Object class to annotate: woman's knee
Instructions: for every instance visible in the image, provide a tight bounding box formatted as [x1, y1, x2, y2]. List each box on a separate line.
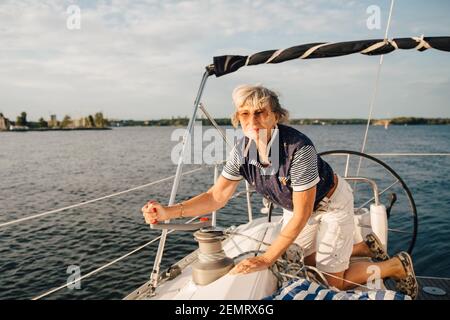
[324, 273, 346, 290]
[304, 252, 316, 266]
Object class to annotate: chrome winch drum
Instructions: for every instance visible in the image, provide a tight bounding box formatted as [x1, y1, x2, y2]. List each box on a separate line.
[192, 229, 234, 286]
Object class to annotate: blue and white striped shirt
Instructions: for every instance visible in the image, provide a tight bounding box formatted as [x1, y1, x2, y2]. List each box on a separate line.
[220, 124, 334, 211]
[222, 127, 320, 192]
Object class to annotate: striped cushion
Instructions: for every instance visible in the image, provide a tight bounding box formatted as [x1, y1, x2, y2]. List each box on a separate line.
[263, 278, 411, 300]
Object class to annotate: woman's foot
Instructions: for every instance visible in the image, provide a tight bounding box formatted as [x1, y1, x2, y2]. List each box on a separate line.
[365, 233, 390, 262]
[393, 251, 419, 300]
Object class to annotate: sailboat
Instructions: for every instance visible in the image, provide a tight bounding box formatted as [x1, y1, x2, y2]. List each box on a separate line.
[122, 35, 450, 300]
[8, 33, 445, 301]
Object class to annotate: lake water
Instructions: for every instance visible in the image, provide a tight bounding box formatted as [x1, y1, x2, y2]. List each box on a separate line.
[0, 125, 449, 299]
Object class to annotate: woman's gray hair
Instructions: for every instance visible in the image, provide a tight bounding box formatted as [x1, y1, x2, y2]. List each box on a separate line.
[231, 84, 289, 128]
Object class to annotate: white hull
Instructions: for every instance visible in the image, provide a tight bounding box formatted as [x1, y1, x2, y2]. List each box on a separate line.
[126, 205, 388, 300]
[126, 217, 282, 300]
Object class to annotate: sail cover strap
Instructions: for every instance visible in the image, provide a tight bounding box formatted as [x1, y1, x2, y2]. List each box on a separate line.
[209, 36, 450, 77]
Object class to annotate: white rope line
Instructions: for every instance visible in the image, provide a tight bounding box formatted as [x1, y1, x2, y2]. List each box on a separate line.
[388, 227, 410, 234]
[278, 272, 304, 280]
[370, 153, 450, 156]
[356, 0, 395, 179]
[361, 40, 389, 54]
[226, 230, 386, 292]
[225, 231, 272, 247]
[416, 275, 450, 281]
[360, 38, 406, 54]
[358, 56, 384, 164]
[266, 49, 284, 64]
[318, 270, 378, 291]
[245, 55, 251, 66]
[279, 269, 378, 291]
[32, 216, 199, 300]
[0, 167, 206, 228]
[384, 0, 395, 39]
[299, 43, 329, 59]
[413, 34, 431, 50]
[230, 188, 256, 200]
[325, 152, 450, 157]
[389, 39, 399, 50]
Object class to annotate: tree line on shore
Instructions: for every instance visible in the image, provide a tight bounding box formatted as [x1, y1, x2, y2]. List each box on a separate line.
[2, 112, 449, 131]
[0, 111, 109, 130]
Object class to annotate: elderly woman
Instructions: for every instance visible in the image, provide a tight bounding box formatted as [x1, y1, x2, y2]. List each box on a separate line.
[142, 85, 418, 299]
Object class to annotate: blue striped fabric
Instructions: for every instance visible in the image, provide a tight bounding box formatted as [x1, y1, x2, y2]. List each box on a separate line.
[290, 145, 320, 192]
[263, 278, 411, 300]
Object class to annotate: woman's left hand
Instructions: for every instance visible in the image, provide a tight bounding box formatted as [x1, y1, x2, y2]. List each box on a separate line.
[229, 255, 273, 275]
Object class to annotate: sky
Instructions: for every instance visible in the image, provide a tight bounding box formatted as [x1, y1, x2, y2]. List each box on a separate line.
[0, 0, 449, 121]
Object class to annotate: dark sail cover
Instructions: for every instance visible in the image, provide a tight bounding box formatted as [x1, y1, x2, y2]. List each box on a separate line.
[209, 36, 450, 77]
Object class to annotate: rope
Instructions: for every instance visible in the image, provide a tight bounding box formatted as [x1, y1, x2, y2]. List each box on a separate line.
[319, 270, 375, 291]
[225, 228, 375, 291]
[416, 275, 450, 281]
[370, 153, 450, 157]
[279, 269, 380, 292]
[198, 251, 227, 263]
[356, 0, 395, 180]
[299, 43, 330, 59]
[224, 231, 272, 247]
[413, 35, 432, 50]
[225, 228, 388, 292]
[230, 190, 247, 199]
[32, 216, 199, 300]
[361, 40, 389, 54]
[0, 167, 206, 228]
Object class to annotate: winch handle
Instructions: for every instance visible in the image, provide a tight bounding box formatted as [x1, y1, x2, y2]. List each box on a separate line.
[150, 217, 212, 231]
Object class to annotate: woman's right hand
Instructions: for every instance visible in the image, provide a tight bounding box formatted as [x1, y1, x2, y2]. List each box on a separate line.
[141, 200, 170, 224]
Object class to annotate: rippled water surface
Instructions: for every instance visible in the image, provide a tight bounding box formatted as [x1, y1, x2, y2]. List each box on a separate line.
[0, 125, 449, 299]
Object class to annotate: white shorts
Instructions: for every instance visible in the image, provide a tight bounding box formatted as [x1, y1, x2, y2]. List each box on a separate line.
[282, 175, 355, 274]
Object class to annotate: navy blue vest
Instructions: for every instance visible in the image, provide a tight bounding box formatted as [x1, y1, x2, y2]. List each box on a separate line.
[236, 124, 334, 211]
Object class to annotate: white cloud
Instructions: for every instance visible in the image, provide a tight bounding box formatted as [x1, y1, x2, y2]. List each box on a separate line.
[0, 0, 449, 120]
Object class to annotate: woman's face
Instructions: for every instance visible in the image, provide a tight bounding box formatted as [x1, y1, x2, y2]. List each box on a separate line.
[238, 103, 278, 142]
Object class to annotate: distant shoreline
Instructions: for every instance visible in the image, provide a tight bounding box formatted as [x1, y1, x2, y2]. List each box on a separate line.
[108, 117, 450, 127]
[1, 117, 449, 132]
[2, 127, 112, 132]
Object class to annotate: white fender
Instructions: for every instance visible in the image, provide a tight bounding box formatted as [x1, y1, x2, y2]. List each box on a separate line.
[370, 204, 388, 251]
[353, 208, 371, 243]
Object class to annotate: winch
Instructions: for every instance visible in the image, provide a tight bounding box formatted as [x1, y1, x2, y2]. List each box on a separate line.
[191, 229, 234, 286]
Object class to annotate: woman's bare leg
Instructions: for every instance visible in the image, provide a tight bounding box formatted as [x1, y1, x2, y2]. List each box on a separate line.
[351, 241, 372, 257]
[324, 257, 406, 290]
[305, 252, 406, 290]
[306, 241, 375, 265]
